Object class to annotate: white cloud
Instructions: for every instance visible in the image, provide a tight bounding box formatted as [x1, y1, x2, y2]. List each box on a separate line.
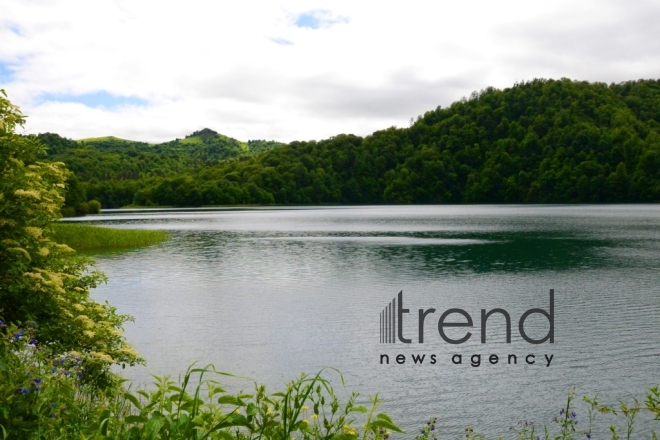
[1, 0, 659, 143]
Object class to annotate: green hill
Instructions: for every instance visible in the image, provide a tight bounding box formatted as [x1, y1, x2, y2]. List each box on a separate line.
[41, 78, 660, 208]
[34, 129, 285, 208]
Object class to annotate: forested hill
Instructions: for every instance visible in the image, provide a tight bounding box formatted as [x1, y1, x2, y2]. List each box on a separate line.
[45, 78, 660, 208]
[37, 128, 284, 181]
[34, 129, 285, 208]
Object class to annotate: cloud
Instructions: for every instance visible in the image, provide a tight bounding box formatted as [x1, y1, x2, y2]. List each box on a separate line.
[1, 0, 660, 143]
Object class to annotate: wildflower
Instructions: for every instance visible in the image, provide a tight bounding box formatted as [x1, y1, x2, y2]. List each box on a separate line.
[234, 409, 240, 414]
[302, 405, 309, 411]
[29, 338, 37, 345]
[0, 320, 4, 326]
[302, 419, 308, 425]
[33, 378, 41, 384]
[267, 407, 273, 414]
[311, 414, 318, 420]
[17, 388, 29, 394]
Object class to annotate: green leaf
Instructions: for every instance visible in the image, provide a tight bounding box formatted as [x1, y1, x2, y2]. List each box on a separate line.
[376, 413, 394, 423]
[124, 392, 143, 411]
[214, 430, 236, 440]
[217, 395, 244, 406]
[370, 420, 404, 433]
[125, 415, 147, 424]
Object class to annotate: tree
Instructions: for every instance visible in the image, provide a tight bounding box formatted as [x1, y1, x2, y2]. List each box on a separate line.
[0, 90, 141, 389]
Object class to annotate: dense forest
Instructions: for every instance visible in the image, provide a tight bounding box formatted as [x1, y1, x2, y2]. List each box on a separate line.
[35, 128, 284, 210]
[37, 78, 660, 208]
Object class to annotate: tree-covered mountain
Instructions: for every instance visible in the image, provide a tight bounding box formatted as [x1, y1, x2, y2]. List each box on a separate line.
[34, 128, 285, 209]
[43, 78, 660, 208]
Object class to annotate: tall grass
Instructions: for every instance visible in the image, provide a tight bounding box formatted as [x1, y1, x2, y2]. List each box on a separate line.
[51, 223, 169, 251]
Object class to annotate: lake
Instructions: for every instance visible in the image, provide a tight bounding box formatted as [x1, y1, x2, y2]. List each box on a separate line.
[70, 205, 660, 438]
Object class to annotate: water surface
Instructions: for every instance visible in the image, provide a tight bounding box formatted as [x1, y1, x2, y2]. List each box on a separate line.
[72, 205, 660, 438]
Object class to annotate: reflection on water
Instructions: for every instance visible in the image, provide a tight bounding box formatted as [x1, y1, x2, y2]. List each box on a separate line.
[77, 205, 660, 438]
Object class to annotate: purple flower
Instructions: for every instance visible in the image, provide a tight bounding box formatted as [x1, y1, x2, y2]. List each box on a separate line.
[0, 320, 4, 326]
[17, 388, 29, 394]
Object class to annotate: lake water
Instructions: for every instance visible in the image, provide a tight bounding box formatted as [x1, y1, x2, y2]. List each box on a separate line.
[70, 205, 660, 438]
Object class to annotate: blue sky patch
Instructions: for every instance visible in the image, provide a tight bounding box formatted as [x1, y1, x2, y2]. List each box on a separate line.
[270, 37, 294, 45]
[7, 25, 21, 35]
[293, 10, 349, 29]
[0, 62, 15, 84]
[37, 91, 148, 109]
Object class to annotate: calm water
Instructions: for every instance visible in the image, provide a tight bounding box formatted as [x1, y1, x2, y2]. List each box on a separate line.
[71, 205, 660, 438]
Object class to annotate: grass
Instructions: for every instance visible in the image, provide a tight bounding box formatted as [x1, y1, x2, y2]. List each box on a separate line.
[51, 223, 170, 251]
[179, 135, 204, 144]
[77, 135, 135, 143]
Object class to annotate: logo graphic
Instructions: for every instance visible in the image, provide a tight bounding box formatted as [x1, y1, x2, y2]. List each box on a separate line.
[380, 291, 402, 344]
[380, 289, 555, 345]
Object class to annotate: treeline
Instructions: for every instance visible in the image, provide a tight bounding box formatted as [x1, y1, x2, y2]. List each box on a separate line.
[41, 78, 660, 207]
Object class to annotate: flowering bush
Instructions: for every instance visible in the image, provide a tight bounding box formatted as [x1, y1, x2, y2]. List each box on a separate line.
[0, 321, 110, 439]
[0, 90, 142, 392]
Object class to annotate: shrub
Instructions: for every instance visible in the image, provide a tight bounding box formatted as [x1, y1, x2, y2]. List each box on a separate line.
[0, 89, 141, 391]
[88, 199, 101, 214]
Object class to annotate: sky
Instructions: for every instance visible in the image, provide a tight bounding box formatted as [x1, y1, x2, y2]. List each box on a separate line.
[1, 0, 659, 143]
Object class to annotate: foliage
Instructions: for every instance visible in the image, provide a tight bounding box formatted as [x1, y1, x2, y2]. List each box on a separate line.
[0, 340, 403, 440]
[51, 223, 169, 251]
[1, 333, 658, 440]
[34, 129, 284, 208]
[36, 78, 660, 208]
[0, 90, 142, 391]
[0, 322, 105, 439]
